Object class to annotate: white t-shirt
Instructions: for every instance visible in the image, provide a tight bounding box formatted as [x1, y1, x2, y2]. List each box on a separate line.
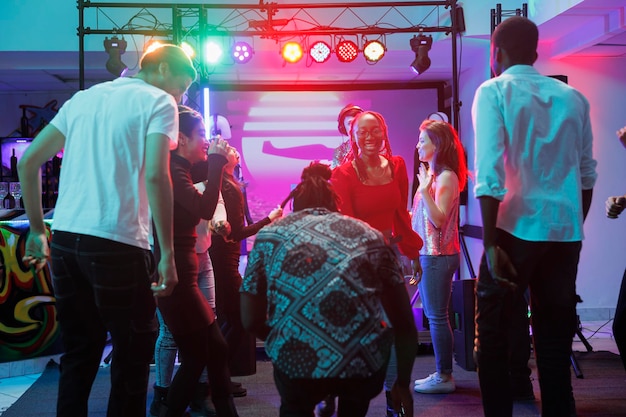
[193, 181, 226, 253]
[50, 77, 178, 249]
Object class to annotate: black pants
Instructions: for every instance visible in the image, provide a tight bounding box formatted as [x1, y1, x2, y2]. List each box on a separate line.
[474, 229, 581, 417]
[508, 291, 532, 388]
[273, 365, 386, 417]
[51, 231, 157, 417]
[210, 242, 256, 376]
[165, 322, 233, 417]
[613, 269, 626, 370]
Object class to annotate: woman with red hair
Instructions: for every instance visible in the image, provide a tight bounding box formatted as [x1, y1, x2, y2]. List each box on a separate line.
[411, 119, 468, 394]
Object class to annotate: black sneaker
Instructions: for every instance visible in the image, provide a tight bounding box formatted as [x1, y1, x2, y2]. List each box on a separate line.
[230, 381, 247, 397]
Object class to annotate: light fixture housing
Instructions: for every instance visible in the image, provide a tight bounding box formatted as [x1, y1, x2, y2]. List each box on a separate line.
[309, 40, 332, 63]
[410, 34, 433, 74]
[363, 40, 386, 63]
[335, 40, 359, 63]
[103, 36, 128, 77]
[231, 41, 254, 64]
[282, 41, 304, 63]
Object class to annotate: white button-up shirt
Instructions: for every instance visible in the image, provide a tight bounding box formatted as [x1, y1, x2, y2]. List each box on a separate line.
[472, 65, 597, 242]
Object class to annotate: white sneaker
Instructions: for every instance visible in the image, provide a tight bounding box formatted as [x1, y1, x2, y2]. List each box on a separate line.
[414, 372, 438, 386]
[413, 372, 455, 394]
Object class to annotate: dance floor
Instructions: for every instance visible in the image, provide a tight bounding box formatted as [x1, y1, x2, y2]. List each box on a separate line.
[2, 348, 625, 417]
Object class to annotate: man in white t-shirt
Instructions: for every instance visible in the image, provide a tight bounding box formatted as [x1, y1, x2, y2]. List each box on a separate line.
[18, 44, 196, 417]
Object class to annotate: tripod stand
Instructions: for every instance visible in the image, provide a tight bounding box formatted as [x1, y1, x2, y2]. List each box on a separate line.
[571, 296, 593, 379]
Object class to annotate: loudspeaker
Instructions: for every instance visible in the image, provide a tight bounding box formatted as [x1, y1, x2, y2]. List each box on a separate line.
[455, 6, 466, 33]
[452, 279, 476, 371]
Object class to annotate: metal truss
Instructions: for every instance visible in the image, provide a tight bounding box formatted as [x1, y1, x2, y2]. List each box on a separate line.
[78, 0, 463, 128]
[79, 1, 455, 38]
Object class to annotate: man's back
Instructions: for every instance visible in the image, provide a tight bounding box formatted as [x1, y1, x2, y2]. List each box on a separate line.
[51, 77, 177, 249]
[473, 65, 597, 242]
[243, 208, 404, 379]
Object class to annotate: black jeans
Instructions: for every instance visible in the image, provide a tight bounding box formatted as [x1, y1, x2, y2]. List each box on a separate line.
[165, 322, 234, 417]
[474, 229, 581, 417]
[50, 231, 157, 417]
[273, 365, 387, 417]
[210, 242, 255, 376]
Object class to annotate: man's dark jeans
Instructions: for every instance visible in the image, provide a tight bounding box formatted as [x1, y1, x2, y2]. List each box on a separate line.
[474, 229, 581, 417]
[273, 365, 387, 417]
[50, 231, 157, 417]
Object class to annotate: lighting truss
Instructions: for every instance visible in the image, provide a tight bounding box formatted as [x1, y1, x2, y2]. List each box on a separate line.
[78, 1, 464, 128]
[78, 1, 456, 80]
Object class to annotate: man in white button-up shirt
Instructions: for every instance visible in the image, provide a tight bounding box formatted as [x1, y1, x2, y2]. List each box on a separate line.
[471, 16, 597, 417]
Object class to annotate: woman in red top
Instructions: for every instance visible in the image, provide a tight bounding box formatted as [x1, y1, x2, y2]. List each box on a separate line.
[330, 110, 422, 417]
[331, 110, 423, 260]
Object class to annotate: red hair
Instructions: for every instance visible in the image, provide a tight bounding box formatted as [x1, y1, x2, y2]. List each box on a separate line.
[419, 119, 468, 191]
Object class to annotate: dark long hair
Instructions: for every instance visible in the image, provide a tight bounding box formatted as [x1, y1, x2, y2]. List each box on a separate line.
[177, 105, 204, 137]
[419, 119, 468, 191]
[281, 162, 339, 212]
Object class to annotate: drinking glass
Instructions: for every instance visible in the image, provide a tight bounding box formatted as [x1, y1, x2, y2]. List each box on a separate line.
[0, 182, 8, 204]
[9, 182, 21, 209]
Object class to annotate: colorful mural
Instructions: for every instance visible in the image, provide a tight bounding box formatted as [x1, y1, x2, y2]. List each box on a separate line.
[0, 220, 61, 362]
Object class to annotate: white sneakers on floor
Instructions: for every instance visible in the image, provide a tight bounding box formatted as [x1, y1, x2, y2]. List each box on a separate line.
[413, 372, 456, 394]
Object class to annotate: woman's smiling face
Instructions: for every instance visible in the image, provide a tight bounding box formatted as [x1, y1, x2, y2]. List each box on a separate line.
[354, 113, 384, 157]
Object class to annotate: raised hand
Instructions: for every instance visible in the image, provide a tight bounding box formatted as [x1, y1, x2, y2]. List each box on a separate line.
[207, 136, 230, 158]
[268, 205, 283, 221]
[416, 163, 433, 193]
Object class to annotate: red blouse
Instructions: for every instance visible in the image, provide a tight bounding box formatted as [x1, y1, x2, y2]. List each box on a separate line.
[331, 155, 423, 259]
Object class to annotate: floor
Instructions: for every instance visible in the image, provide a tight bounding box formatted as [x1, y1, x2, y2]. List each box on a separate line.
[0, 319, 618, 415]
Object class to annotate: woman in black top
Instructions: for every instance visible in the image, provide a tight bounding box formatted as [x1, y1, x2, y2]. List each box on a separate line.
[209, 145, 282, 386]
[156, 107, 239, 417]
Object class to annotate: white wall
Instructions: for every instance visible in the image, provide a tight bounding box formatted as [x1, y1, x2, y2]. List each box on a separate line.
[534, 54, 626, 319]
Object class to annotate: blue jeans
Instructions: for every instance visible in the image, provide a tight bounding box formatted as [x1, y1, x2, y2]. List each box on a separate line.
[418, 254, 459, 375]
[50, 231, 157, 417]
[197, 250, 216, 310]
[154, 251, 215, 386]
[475, 229, 580, 417]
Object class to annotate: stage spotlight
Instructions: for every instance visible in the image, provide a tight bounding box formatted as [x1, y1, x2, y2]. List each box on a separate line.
[232, 41, 253, 64]
[103, 36, 128, 77]
[336, 40, 359, 63]
[363, 40, 385, 63]
[282, 41, 303, 63]
[180, 41, 196, 59]
[410, 34, 433, 74]
[309, 40, 332, 63]
[204, 41, 223, 64]
[145, 40, 195, 59]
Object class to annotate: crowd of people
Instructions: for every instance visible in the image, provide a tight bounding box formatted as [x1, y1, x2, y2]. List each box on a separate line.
[16, 14, 621, 417]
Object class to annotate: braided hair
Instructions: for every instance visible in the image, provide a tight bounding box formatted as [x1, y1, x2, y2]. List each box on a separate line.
[346, 111, 395, 182]
[281, 162, 339, 212]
